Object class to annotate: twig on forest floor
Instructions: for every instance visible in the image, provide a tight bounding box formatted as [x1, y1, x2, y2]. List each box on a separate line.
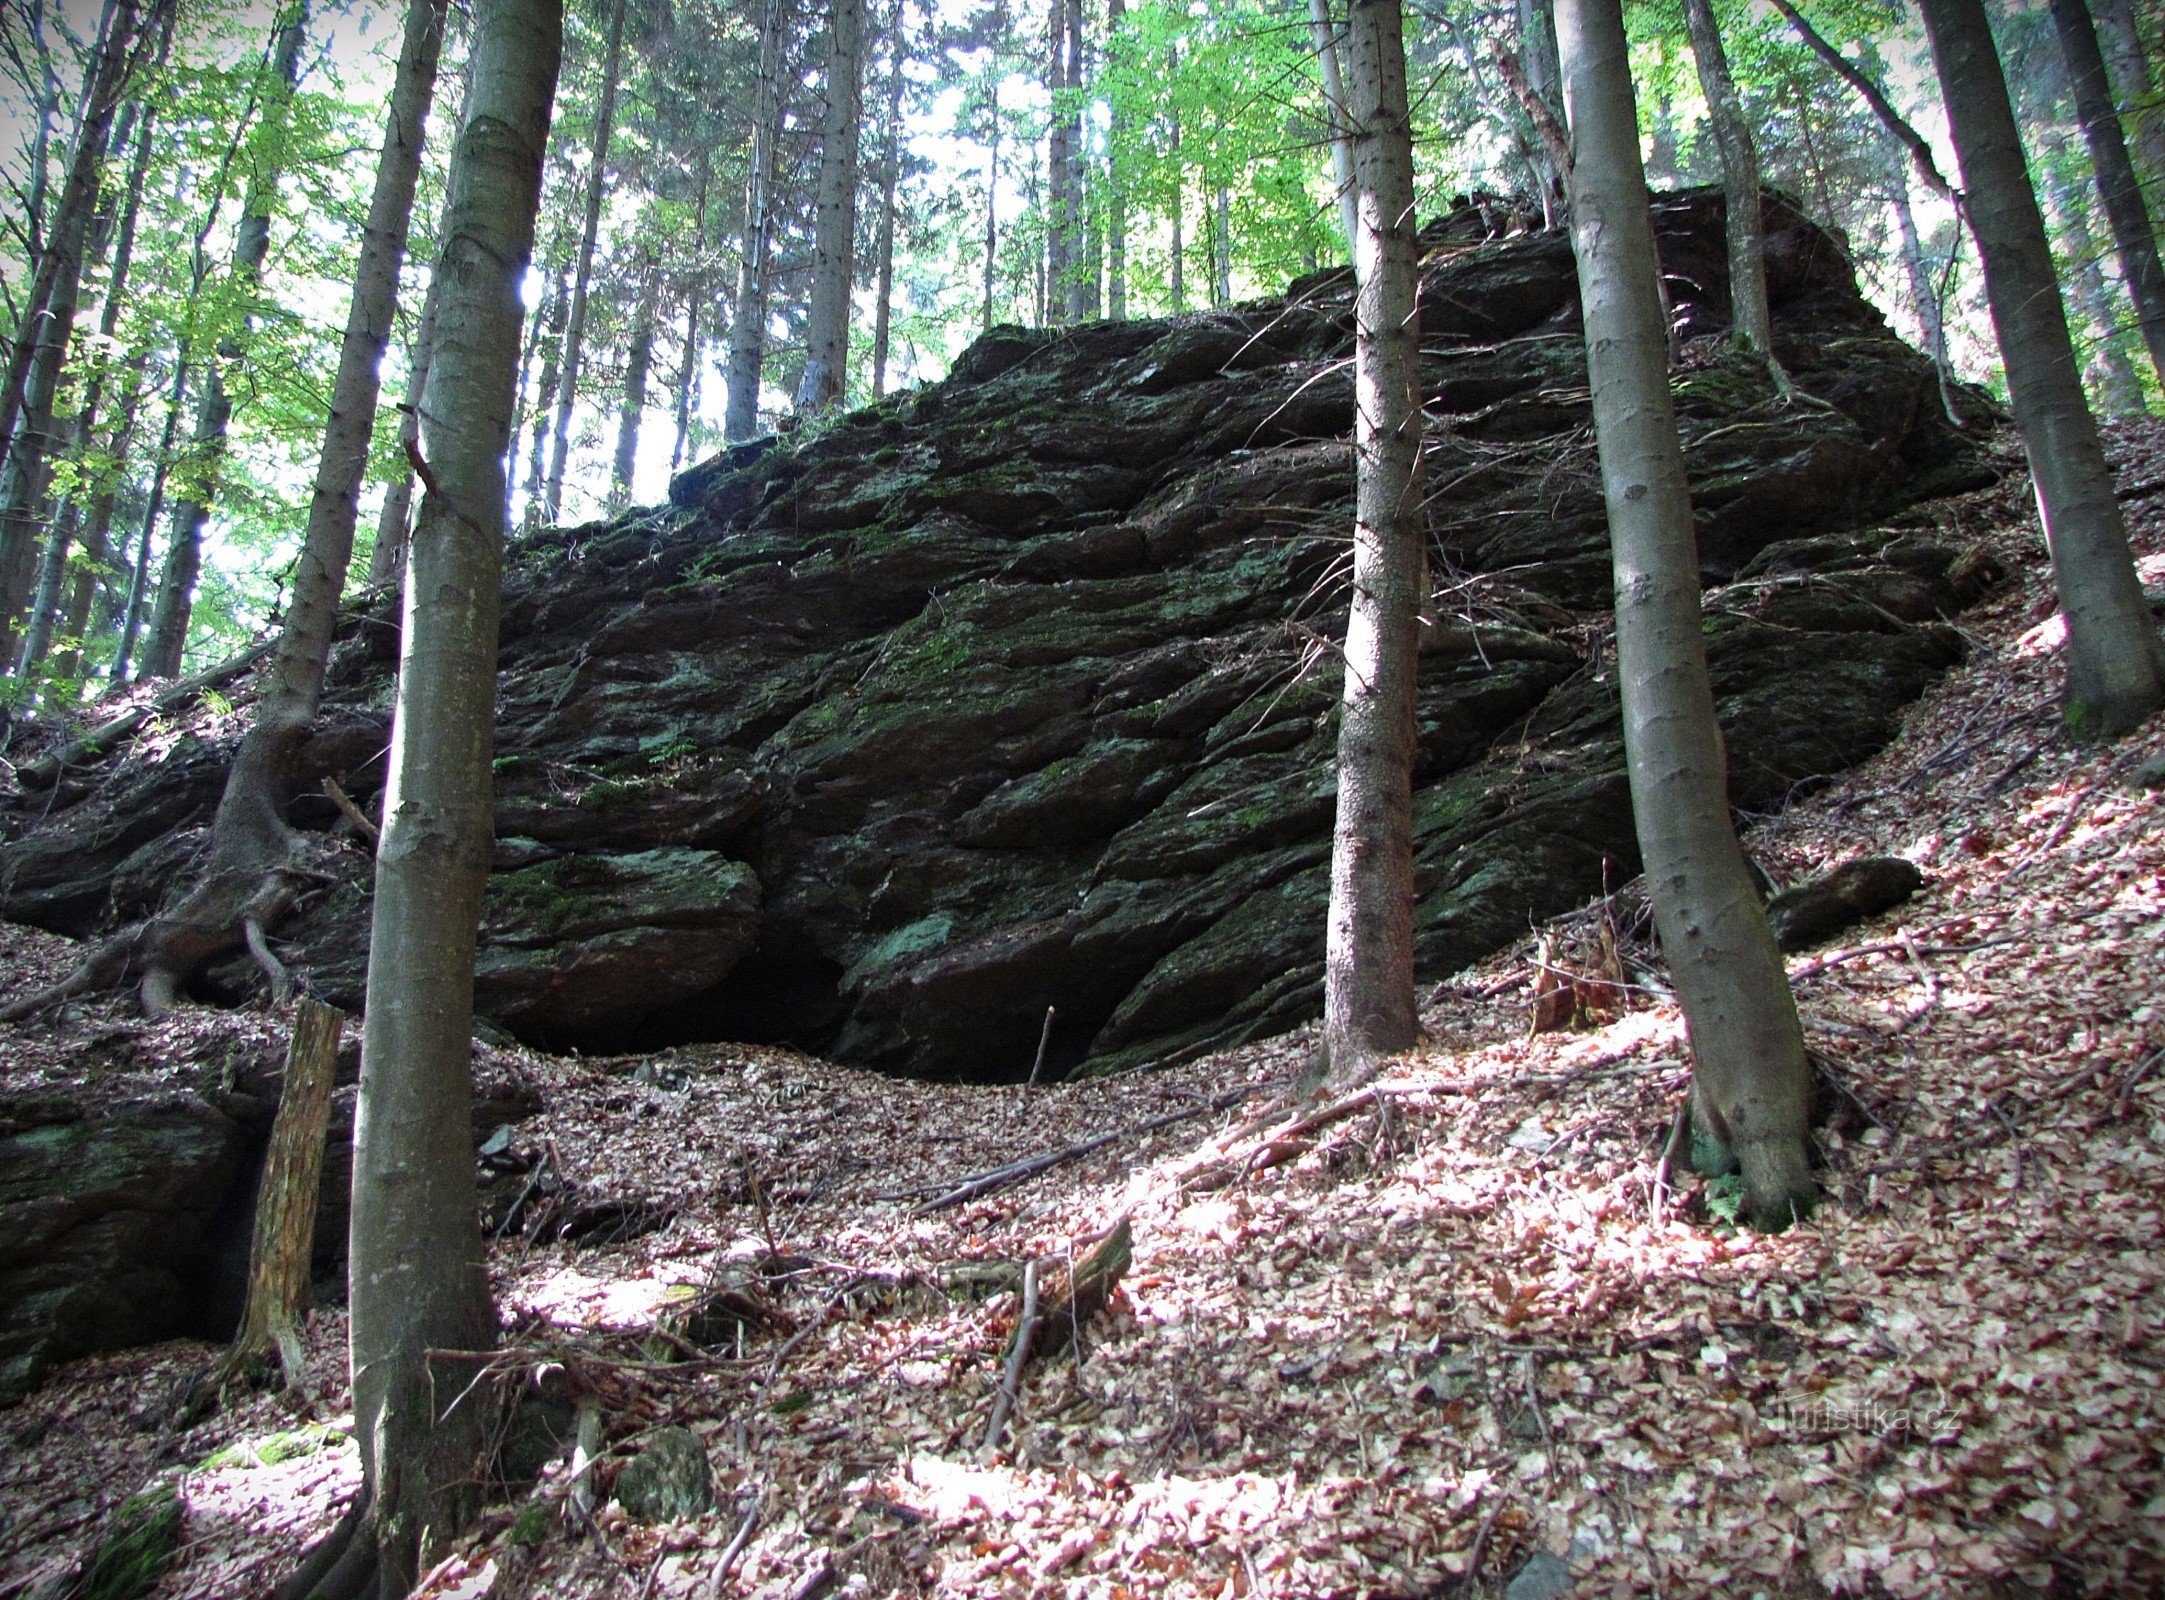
[1017, 1005, 1056, 1109]
[980, 1258, 1042, 1462]
[707, 1486, 767, 1596]
[906, 1088, 1251, 1213]
[1650, 1098, 1690, 1226]
[321, 776, 379, 843]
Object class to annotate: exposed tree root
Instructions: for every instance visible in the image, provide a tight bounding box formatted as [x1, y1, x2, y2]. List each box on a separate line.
[273, 1492, 379, 1600]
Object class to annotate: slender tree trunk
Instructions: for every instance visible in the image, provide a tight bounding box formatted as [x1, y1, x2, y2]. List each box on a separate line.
[1309, 0, 1360, 258]
[725, 0, 790, 441]
[1554, 0, 1817, 1228]
[349, 2, 559, 1590]
[520, 263, 567, 516]
[870, 3, 905, 396]
[21, 0, 55, 266]
[1046, 0, 1071, 322]
[672, 154, 710, 467]
[611, 263, 656, 508]
[139, 4, 308, 681]
[1063, 0, 1088, 322]
[373, 269, 445, 584]
[1106, 0, 1127, 317]
[1515, 0, 1565, 221]
[2048, 165, 2149, 414]
[796, 0, 864, 413]
[1169, 45, 1184, 311]
[1213, 182, 1232, 305]
[1321, 0, 1423, 1084]
[1925, 0, 2165, 735]
[109, 354, 186, 683]
[0, 0, 151, 659]
[227, 998, 343, 1391]
[2053, 0, 2165, 391]
[541, 0, 625, 525]
[1767, 0, 1957, 204]
[1680, 0, 1789, 391]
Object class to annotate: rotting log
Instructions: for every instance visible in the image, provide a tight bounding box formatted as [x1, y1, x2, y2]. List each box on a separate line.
[226, 998, 344, 1392]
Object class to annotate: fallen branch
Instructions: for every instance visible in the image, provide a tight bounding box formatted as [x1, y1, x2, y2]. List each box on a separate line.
[1029, 1217, 1133, 1365]
[17, 639, 274, 789]
[911, 1087, 1250, 1214]
[980, 1258, 1042, 1461]
[321, 776, 380, 844]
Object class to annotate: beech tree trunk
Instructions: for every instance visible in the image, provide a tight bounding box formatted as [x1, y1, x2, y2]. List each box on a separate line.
[796, 0, 864, 413]
[1514, 0, 1565, 221]
[139, 4, 308, 681]
[611, 263, 656, 508]
[1107, 0, 1127, 318]
[1555, 0, 1817, 1228]
[349, 1, 559, 1589]
[1309, 0, 1360, 257]
[1063, 0, 1088, 322]
[371, 270, 443, 586]
[726, 0, 790, 441]
[2053, 0, 2165, 392]
[1680, 0, 1787, 387]
[1924, 0, 2165, 736]
[1321, 0, 1423, 1085]
[541, 0, 626, 525]
[2092, 0, 2165, 197]
[1213, 182, 1232, 305]
[228, 999, 343, 1390]
[109, 356, 188, 684]
[0, 0, 151, 661]
[1169, 45, 1184, 312]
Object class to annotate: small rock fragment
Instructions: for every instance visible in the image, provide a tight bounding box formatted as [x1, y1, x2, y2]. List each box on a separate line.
[1765, 856, 1924, 951]
[615, 1426, 714, 1522]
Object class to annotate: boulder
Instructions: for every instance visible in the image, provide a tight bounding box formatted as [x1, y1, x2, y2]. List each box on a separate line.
[614, 1426, 714, 1522]
[1767, 857, 1927, 951]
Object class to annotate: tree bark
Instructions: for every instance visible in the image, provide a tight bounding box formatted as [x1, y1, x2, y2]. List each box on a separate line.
[349, 1, 559, 1588]
[1063, 0, 1088, 323]
[519, 262, 567, 519]
[109, 355, 188, 684]
[726, 0, 791, 441]
[1309, 0, 1360, 258]
[983, 64, 1000, 332]
[2092, 0, 2165, 198]
[541, 0, 626, 526]
[796, 0, 864, 414]
[1924, 0, 2165, 736]
[371, 267, 444, 586]
[1514, 0, 1565, 220]
[672, 154, 710, 468]
[1106, 0, 1127, 318]
[1169, 45, 1184, 312]
[1213, 182, 1232, 305]
[228, 998, 343, 1390]
[1321, 0, 1423, 1084]
[139, 3, 308, 681]
[2049, 166, 2150, 414]
[1766, 0, 1957, 205]
[1046, 0, 1072, 323]
[870, 2, 905, 397]
[0, 0, 152, 662]
[2053, 0, 2165, 392]
[1680, 0, 1789, 389]
[1873, 98, 1965, 425]
[1556, 0, 1817, 1228]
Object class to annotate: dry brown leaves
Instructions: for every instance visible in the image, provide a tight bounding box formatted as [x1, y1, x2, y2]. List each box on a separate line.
[5, 424, 2165, 1598]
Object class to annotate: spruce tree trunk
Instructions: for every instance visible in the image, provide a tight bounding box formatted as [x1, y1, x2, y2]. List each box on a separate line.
[228, 998, 343, 1390]
[541, 0, 626, 525]
[1924, 0, 2165, 736]
[349, 1, 559, 1588]
[139, 4, 308, 681]
[611, 265, 656, 508]
[1106, 0, 1127, 318]
[870, 7, 904, 397]
[672, 155, 710, 468]
[1309, 0, 1361, 258]
[2052, 0, 2165, 391]
[796, 0, 864, 413]
[1680, 0, 1787, 386]
[1321, 0, 1423, 1084]
[1556, 0, 1817, 1228]
[0, 0, 150, 660]
[726, 0, 791, 441]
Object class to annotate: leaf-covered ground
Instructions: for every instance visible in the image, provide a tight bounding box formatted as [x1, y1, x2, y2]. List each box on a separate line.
[3, 422, 2163, 1599]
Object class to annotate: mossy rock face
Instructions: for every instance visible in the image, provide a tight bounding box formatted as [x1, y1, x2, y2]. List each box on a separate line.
[614, 1426, 714, 1523]
[77, 1486, 182, 1600]
[3, 188, 1993, 1083]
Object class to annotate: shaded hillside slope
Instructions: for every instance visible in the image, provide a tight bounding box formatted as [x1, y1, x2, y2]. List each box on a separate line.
[2, 188, 1994, 1079]
[2, 421, 2160, 1600]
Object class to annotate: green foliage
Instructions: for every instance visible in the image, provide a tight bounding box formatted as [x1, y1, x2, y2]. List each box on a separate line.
[76, 1487, 182, 1600]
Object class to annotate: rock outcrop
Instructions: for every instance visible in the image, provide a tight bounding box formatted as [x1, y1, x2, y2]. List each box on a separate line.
[2, 188, 1998, 1081]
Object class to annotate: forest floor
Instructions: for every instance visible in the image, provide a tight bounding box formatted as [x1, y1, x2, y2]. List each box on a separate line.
[3, 423, 2164, 1599]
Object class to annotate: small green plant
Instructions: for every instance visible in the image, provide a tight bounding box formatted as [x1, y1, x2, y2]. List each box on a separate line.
[1705, 1173, 1748, 1227]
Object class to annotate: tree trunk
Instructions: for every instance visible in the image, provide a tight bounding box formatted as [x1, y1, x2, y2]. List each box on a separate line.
[1309, 0, 1360, 258]
[1169, 46, 1184, 312]
[983, 66, 1000, 332]
[0, 0, 151, 662]
[139, 3, 309, 681]
[372, 267, 445, 586]
[1213, 182, 1232, 305]
[1681, 0, 1788, 390]
[228, 998, 343, 1390]
[109, 355, 188, 684]
[1063, 0, 1088, 322]
[672, 154, 710, 468]
[1875, 105, 1966, 425]
[2053, 0, 2165, 391]
[520, 262, 568, 518]
[1515, 0, 1565, 221]
[1321, 0, 1423, 1085]
[869, 23, 903, 395]
[1924, 0, 2165, 736]
[1106, 0, 1127, 318]
[1556, 0, 1817, 1228]
[725, 0, 791, 441]
[2092, 0, 2165, 197]
[541, 0, 626, 526]
[349, 1, 559, 1589]
[2050, 166, 2150, 414]
[1046, 0, 1072, 323]
[1767, 0, 1956, 204]
[796, 0, 864, 414]
[611, 263, 656, 508]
